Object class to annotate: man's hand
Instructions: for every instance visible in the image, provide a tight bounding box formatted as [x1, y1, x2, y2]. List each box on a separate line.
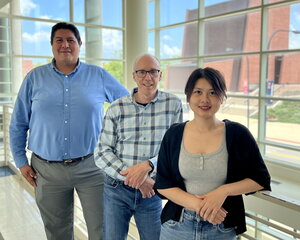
[120, 161, 151, 189]
[139, 176, 155, 198]
[19, 165, 37, 187]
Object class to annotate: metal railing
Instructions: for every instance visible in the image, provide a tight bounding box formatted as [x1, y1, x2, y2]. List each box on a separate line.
[2, 104, 300, 240]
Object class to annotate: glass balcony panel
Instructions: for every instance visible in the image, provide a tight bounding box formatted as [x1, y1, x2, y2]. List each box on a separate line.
[204, 11, 261, 55]
[265, 145, 300, 167]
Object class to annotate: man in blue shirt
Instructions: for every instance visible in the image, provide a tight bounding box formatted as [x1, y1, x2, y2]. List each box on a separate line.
[9, 22, 129, 240]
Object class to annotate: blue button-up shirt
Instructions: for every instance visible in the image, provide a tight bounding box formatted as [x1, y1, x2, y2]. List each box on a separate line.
[10, 60, 129, 168]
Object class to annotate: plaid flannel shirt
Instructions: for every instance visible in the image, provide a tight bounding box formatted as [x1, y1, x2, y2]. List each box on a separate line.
[95, 88, 183, 181]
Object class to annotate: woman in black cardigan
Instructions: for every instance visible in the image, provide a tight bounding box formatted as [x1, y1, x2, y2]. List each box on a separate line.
[154, 67, 271, 240]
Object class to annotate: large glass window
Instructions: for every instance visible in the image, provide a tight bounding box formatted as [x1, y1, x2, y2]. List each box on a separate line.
[149, 0, 300, 169]
[204, 0, 261, 17]
[20, 0, 69, 21]
[0, 0, 125, 111]
[160, 23, 198, 59]
[267, 4, 300, 51]
[204, 55, 260, 96]
[21, 20, 52, 56]
[160, 0, 198, 27]
[204, 12, 261, 55]
[266, 53, 300, 98]
[74, 0, 122, 27]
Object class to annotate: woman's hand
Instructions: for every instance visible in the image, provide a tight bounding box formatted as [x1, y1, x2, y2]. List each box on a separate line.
[195, 194, 227, 225]
[196, 188, 228, 222]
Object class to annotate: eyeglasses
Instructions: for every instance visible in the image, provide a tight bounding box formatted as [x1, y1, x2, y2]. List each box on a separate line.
[135, 69, 160, 78]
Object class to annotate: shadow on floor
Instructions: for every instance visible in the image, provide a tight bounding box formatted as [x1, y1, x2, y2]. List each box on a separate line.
[0, 166, 15, 178]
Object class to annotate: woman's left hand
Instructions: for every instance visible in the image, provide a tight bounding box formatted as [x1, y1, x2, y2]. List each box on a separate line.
[196, 188, 228, 222]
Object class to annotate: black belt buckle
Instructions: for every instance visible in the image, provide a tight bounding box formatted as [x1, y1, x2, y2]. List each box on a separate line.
[63, 159, 76, 163]
[63, 153, 93, 164]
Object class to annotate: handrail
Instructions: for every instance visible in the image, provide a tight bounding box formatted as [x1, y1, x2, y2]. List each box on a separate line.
[2, 104, 300, 240]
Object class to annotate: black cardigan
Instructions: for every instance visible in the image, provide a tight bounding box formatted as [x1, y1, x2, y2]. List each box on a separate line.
[154, 120, 271, 235]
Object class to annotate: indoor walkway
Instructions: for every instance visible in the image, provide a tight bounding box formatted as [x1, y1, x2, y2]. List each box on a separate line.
[0, 166, 46, 240]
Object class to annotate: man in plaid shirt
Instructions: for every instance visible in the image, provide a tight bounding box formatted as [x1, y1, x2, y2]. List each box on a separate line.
[95, 54, 183, 240]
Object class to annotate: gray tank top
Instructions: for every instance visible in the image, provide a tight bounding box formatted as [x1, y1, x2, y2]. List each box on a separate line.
[179, 128, 228, 195]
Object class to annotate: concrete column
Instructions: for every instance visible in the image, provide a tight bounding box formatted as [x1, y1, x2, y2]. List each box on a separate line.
[11, 0, 23, 100]
[125, 0, 148, 90]
[85, 0, 102, 65]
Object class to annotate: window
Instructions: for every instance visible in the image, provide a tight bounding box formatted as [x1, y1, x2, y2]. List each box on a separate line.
[149, 0, 300, 169]
[0, 0, 125, 106]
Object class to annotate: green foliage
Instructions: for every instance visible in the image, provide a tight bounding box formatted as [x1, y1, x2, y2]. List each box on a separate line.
[268, 101, 300, 124]
[102, 61, 124, 85]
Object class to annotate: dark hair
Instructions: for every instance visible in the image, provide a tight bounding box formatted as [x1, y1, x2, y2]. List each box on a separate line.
[184, 67, 227, 102]
[50, 22, 82, 45]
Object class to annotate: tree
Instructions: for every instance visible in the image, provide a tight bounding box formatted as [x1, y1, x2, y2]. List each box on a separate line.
[102, 61, 124, 85]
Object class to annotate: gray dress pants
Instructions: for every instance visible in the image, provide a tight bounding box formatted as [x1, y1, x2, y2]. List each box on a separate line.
[31, 153, 104, 240]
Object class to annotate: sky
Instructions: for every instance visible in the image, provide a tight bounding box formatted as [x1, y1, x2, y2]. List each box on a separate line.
[18, 0, 300, 59]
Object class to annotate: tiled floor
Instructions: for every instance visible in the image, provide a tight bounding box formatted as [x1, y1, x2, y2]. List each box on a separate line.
[0, 166, 140, 240]
[0, 167, 47, 240]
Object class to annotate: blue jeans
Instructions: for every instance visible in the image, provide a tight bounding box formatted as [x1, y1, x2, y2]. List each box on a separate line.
[160, 209, 237, 240]
[103, 175, 162, 240]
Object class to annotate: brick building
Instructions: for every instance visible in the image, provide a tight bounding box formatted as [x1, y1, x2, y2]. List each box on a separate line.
[165, 0, 300, 95]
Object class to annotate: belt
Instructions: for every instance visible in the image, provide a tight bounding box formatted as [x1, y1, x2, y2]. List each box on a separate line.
[34, 153, 93, 164]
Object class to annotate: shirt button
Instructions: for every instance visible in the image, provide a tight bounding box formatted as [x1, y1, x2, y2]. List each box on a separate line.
[65, 104, 68, 107]
[143, 137, 146, 140]
[66, 89, 69, 92]
[144, 122, 146, 125]
[64, 121, 68, 123]
[65, 75, 68, 78]
[64, 153, 67, 155]
[64, 138, 68, 141]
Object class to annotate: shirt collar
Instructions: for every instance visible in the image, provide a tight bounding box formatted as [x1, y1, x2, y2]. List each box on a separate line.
[51, 58, 81, 75]
[130, 87, 160, 105]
